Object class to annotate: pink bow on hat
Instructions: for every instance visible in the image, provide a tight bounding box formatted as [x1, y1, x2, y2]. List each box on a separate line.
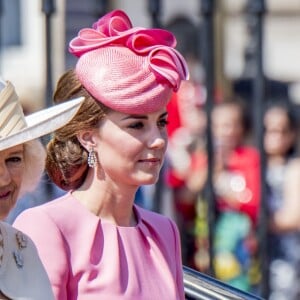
[70, 10, 176, 56]
[69, 10, 188, 92]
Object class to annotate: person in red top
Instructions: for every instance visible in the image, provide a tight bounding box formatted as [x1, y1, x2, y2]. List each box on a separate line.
[210, 100, 260, 292]
[211, 101, 260, 223]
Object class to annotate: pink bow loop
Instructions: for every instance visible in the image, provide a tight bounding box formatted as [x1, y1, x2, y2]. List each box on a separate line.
[92, 9, 132, 36]
[149, 47, 189, 91]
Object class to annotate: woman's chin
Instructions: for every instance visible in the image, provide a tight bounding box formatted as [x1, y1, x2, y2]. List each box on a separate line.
[137, 175, 159, 186]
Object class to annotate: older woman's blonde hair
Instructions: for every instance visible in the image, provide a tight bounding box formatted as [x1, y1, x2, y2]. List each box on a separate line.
[18, 139, 46, 198]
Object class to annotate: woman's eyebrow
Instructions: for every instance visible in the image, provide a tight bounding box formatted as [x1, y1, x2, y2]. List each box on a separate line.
[121, 111, 168, 120]
[9, 151, 23, 156]
[122, 115, 148, 120]
[160, 112, 168, 118]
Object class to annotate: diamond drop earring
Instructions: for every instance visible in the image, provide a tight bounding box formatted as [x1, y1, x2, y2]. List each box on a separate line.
[87, 147, 98, 168]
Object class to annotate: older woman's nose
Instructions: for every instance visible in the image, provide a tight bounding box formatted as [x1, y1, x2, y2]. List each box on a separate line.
[0, 164, 11, 186]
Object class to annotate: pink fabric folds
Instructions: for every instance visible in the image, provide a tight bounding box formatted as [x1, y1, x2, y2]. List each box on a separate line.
[69, 10, 189, 114]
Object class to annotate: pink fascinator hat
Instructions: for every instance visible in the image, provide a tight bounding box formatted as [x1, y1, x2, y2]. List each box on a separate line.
[69, 10, 189, 114]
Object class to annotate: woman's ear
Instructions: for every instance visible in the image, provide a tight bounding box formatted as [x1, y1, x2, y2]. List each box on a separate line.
[77, 130, 96, 151]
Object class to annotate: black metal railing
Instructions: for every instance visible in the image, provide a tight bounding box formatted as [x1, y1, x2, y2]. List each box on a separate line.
[200, 0, 216, 277]
[183, 266, 264, 300]
[246, 1, 268, 297]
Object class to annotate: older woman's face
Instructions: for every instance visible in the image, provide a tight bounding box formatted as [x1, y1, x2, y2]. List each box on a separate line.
[0, 144, 25, 220]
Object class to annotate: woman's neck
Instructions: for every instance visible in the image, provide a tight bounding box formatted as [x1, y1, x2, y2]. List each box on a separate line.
[267, 154, 287, 167]
[72, 171, 138, 226]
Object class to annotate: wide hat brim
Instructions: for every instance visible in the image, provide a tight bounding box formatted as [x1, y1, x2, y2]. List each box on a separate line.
[0, 97, 84, 151]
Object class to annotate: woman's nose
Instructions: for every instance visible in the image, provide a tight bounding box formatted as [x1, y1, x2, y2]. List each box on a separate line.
[147, 128, 167, 149]
[0, 164, 11, 186]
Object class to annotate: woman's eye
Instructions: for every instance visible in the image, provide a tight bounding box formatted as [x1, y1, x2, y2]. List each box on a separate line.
[158, 119, 169, 128]
[128, 122, 144, 129]
[7, 156, 23, 164]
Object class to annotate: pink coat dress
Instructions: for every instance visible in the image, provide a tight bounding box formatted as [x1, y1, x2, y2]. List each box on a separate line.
[13, 192, 185, 300]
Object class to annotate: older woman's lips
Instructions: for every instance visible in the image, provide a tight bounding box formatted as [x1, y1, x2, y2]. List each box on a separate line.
[0, 191, 10, 200]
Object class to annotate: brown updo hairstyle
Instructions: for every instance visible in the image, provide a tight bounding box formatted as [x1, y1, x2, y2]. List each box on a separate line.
[46, 69, 111, 191]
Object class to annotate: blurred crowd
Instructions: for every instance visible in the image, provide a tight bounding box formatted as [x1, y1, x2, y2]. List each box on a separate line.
[140, 15, 300, 300]
[162, 78, 300, 300]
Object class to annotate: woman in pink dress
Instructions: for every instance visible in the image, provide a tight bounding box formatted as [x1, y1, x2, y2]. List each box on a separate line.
[13, 9, 188, 300]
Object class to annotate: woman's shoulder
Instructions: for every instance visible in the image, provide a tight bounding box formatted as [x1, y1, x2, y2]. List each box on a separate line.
[136, 205, 172, 222]
[0, 220, 21, 234]
[13, 192, 79, 238]
[14, 192, 99, 244]
[0, 221, 39, 261]
[134, 206, 181, 255]
[15, 192, 75, 221]
[0, 222, 54, 300]
[135, 205, 178, 232]
[0, 221, 35, 246]
[286, 156, 300, 175]
[287, 156, 300, 165]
